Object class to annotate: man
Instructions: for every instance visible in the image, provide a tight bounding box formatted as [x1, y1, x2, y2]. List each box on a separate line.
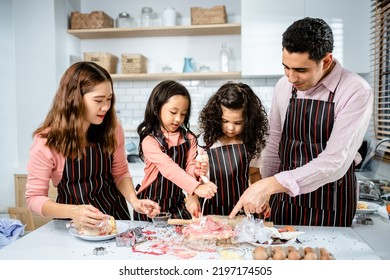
[230, 17, 373, 226]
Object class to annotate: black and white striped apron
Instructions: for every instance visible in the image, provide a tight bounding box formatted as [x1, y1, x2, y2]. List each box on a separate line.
[267, 86, 357, 227]
[56, 143, 131, 220]
[201, 143, 249, 216]
[133, 131, 192, 221]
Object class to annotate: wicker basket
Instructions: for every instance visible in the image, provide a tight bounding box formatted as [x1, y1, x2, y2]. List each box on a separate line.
[191, 5, 227, 25]
[70, 11, 113, 29]
[83, 52, 118, 74]
[121, 54, 147, 74]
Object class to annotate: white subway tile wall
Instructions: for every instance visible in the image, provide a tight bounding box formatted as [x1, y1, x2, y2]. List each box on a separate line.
[114, 77, 280, 136]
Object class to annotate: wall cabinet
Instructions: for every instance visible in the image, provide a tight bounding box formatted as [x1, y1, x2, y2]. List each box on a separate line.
[67, 23, 241, 81]
[241, 0, 370, 76]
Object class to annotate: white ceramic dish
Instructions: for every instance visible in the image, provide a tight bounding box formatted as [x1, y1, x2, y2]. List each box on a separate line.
[356, 201, 381, 214]
[69, 221, 129, 241]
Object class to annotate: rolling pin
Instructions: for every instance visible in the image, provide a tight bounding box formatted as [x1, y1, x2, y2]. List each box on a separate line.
[167, 219, 194, 225]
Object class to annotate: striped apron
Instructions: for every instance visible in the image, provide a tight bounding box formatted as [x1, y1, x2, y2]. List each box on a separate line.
[268, 86, 357, 227]
[133, 131, 192, 221]
[201, 143, 249, 216]
[56, 143, 131, 220]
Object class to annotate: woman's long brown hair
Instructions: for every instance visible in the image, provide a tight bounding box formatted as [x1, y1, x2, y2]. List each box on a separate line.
[33, 62, 117, 158]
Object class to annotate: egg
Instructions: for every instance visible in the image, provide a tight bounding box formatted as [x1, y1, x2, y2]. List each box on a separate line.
[273, 249, 287, 260]
[304, 252, 318, 260]
[253, 246, 268, 260]
[287, 246, 297, 252]
[319, 248, 332, 260]
[304, 247, 314, 254]
[288, 250, 301, 260]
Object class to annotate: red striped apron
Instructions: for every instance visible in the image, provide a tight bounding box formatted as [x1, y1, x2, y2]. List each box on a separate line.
[201, 143, 249, 216]
[134, 130, 192, 221]
[56, 144, 131, 220]
[268, 87, 357, 226]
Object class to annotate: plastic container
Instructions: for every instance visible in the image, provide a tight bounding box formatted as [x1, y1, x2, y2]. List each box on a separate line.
[217, 247, 246, 260]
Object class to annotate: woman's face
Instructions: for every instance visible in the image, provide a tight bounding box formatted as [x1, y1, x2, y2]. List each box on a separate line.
[160, 94, 189, 133]
[221, 105, 244, 140]
[82, 81, 113, 133]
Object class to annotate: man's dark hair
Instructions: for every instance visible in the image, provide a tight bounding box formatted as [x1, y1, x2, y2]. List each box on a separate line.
[282, 17, 334, 62]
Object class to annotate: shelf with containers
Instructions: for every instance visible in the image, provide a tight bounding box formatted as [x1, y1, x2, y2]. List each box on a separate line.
[67, 23, 241, 80]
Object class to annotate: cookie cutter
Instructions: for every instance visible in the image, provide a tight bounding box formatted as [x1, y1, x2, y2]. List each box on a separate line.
[93, 247, 107, 255]
[115, 227, 145, 247]
[115, 230, 136, 247]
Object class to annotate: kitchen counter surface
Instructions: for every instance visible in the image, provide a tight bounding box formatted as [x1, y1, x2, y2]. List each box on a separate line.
[0, 216, 387, 260]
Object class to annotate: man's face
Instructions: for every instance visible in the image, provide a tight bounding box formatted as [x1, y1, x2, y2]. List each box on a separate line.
[282, 49, 332, 91]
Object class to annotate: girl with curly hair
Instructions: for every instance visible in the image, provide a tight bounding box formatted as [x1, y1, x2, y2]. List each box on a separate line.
[187, 82, 269, 217]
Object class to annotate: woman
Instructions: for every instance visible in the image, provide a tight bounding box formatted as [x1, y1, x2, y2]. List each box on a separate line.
[26, 62, 159, 231]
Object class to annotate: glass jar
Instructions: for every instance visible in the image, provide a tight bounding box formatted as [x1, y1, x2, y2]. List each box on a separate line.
[162, 7, 176, 26]
[141, 7, 153, 27]
[116, 12, 135, 28]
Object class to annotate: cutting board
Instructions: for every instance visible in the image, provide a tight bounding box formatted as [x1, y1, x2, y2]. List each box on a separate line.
[168, 215, 274, 228]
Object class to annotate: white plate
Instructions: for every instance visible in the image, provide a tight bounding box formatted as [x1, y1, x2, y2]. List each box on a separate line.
[356, 201, 381, 214]
[69, 221, 129, 241]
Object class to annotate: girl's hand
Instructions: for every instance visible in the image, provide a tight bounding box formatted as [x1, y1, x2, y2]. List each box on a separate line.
[132, 198, 161, 218]
[193, 181, 217, 199]
[195, 154, 209, 177]
[185, 195, 201, 218]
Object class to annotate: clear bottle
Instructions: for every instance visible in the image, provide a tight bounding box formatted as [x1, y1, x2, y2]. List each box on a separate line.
[219, 42, 229, 72]
[141, 7, 153, 27]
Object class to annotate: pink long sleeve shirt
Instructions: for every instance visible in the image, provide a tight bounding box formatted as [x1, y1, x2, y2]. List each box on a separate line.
[261, 59, 373, 196]
[137, 130, 199, 195]
[26, 123, 131, 216]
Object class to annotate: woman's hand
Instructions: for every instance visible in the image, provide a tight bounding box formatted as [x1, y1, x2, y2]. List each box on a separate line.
[132, 198, 160, 218]
[193, 181, 217, 199]
[70, 204, 107, 229]
[185, 195, 201, 218]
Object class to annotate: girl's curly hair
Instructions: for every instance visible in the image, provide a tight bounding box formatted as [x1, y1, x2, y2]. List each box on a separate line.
[198, 82, 269, 160]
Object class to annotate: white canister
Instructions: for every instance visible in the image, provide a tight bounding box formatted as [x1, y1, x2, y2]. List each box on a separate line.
[162, 7, 176, 26]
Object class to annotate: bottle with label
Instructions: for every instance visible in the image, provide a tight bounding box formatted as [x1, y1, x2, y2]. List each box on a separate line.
[219, 42, 229, 72]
